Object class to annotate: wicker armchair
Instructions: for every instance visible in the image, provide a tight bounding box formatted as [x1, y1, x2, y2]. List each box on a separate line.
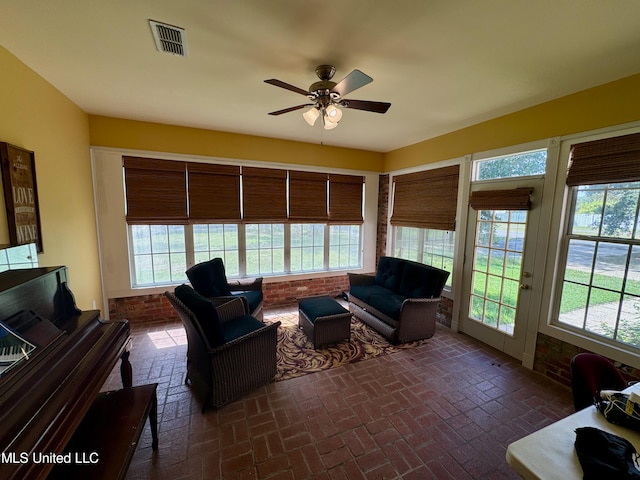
[165, 290, 280, 411]
[186, 258, 264, 320]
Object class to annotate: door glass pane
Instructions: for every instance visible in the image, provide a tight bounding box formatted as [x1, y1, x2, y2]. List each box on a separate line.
[469, 209, 528, 336]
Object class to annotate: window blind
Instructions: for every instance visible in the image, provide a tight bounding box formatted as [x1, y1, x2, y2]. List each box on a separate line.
[390, 165, 459, 230]
[187, 163, 241, 222]
[469, 187, 533, 211]
[242, 167, 287, 222]
[123, 156, 187, 223]
[328, 174, 364, 223]
[289, 171, 328, 222]
[567, 132, 640, 186]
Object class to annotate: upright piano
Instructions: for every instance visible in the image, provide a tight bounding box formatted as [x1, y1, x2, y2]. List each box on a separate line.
[0, 266, 133, 480]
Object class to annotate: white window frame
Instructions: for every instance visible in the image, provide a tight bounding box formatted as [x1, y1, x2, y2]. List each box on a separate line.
[192, 223, 240, 276]
[127, 222, 363, 287]
[328, 224, 363, 270]
[128, 224, 188, 287]
[290, 223, 326, 273]
[538, 125, 640, 369]
[553, 181, 640, 346]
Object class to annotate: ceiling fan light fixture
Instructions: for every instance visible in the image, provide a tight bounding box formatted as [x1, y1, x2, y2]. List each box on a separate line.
[303, 107, 320, 126]
[323, 115, 338, 130]
[325, 104, 342, 122]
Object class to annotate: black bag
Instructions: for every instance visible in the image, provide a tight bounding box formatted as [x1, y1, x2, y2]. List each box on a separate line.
[597, 392, 640, 432]
[575, 427, 640, 479]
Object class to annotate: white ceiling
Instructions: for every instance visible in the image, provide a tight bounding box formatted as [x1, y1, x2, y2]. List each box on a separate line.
[2, 0, 640, 153]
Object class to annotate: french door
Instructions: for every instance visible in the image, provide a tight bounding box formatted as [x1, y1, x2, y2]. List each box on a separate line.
[459, 179, 543, 360]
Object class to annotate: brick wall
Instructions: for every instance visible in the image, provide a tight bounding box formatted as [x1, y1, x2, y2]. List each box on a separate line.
[437, 296, 454, 328]
[109, 274, 350, 324]
[263, 275, 349, 306]
[534, 332, 640, 388]
[376, 174, 389, 264]
[108, 293, 175, 324]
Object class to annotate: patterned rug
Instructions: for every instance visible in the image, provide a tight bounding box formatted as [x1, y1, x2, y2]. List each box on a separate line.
[265, 315, 426, 382]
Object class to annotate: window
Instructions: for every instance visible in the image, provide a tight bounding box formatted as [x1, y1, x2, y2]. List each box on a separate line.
[555, 132, 640, 350]
[245, 224, 285, 275]
[130, 225, 187, 286]
[0, 243, 39, 272]
[193, 224, 239, 276]
[390, 165, 459, 289]
[393, 226, 455, 288]
[129, 222, 362, 286]
[474, 149, 547, 180]
[329, 225, 361, 269]
[123, 158, 365, 286]
[394, 226, 420, 260]
[557, 181, 640, 346]
[290, 224, 325, 272]
[423, 229, 456, 279]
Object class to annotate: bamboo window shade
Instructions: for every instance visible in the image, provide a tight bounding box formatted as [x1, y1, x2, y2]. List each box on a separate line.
[187, 163, 241, 222]
[469, 187, 533, 211]
[123, 156, 187, 223]
[567, 132, 640, 186]
[390, 165, 459, 230]
[289, 171, 329, 222]
[328, 174, 364, 223]
[242, 167, 288, 222]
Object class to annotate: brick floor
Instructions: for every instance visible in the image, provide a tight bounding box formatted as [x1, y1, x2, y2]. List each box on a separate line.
[103, 304, 574, 479]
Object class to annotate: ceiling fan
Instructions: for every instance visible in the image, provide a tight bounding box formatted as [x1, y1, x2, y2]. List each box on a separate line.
[264, 65, 391, 130]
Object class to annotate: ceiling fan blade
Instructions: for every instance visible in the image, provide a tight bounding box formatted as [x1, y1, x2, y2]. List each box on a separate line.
[264, 79, 309, 96]
[268, 104, 313, 115]
[341, 99, 391, 114]
[332, 70, 373, 97]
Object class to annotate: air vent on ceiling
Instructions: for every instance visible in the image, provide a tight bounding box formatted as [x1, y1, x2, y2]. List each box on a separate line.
[149, 20, 187, 57]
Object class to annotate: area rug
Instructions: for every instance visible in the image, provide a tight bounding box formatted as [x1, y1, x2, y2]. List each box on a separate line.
[266, 317, 426, 382]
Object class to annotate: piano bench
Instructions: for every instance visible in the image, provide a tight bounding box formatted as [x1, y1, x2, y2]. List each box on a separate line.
[49, 383, 158, 480]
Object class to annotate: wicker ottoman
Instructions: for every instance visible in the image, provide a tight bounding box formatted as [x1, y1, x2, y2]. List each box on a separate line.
[298, 296, 352, 349]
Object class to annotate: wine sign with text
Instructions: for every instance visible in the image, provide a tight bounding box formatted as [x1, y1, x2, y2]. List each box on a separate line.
[0, 143, 43, 253]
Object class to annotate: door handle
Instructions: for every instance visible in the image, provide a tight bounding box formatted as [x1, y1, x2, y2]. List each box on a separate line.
[520, 283, 529, 290]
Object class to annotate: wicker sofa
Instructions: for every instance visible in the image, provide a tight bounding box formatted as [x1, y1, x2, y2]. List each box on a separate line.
[348, 256, 449, 343]
[165, 285, 279, 411]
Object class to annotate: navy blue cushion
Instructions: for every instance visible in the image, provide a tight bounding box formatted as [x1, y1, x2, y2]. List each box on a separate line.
[232, 290, 263, 313]
[174, 284, 225, 347]
[299, 297, 349, 323]
[349, 284, 394, 304]
[398, 261, 449, 299]
[375, 257, 405, 292]
[186, 258, 231, 297]
[368, 293, 405, 321]
[220, 315, 264, 342]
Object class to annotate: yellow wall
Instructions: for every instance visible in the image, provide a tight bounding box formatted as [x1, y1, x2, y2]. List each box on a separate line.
[89, 74, 640, 174]
[0, 46, 101, 311]
[4, 35, 640, 316]
[385, 73, 640, 171]
[88, 115, 384, 172]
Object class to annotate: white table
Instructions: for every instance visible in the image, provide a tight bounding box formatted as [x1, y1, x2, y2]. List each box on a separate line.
[506, 384, 640, 480]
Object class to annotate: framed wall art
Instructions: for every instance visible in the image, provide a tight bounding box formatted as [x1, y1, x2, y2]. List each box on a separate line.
[0, 143, 43, 253]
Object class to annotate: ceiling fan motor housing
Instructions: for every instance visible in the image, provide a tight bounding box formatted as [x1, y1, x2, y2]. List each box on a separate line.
[310, 65, 340, 99]
[315, 65, 336, 80]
